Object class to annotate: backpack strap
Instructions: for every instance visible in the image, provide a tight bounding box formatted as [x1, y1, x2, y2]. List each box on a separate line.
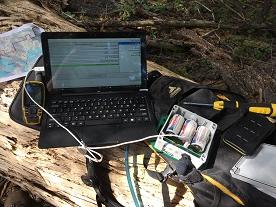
[143, 149, 175, 206]
[175, 154, 203, 184]
[143, 148, 176, 182]
[176, 155, 245, 206]
[144, 147, 246, 207]
[81, 158, 124, 207]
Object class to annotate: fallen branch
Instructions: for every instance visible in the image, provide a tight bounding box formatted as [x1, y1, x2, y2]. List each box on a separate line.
[83, 19, 274, 33]
[147, 38, 196, 51]
[85, 19, 236, 30]
[220, 0, 246, 21]
[201, 21, 221, 38]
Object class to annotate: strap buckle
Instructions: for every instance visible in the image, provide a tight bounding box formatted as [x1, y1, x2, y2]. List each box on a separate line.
[160, 164, 176, 182]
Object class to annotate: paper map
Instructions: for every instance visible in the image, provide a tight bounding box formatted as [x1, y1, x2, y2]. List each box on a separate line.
[0, 23, 44, 82]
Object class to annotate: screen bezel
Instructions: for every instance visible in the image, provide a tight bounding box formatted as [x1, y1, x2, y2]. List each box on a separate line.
[41, 32, 147, 94]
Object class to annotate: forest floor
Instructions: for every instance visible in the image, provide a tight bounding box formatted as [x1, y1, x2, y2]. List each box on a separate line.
[56, 0, 276, 101]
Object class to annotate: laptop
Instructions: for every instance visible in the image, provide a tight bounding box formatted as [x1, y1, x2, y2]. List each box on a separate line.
[39, 32, 157, 148]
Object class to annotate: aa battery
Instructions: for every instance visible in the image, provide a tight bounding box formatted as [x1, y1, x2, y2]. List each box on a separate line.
[190, 126, 211, 152]
[166, 114, 185, 135]
[179, 119, 197, 144]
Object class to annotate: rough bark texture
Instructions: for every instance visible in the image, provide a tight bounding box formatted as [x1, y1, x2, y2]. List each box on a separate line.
[83, 19, 275, 33]
[0, 0, 85, 33]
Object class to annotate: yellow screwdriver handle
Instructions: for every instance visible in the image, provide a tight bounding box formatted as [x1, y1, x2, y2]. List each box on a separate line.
[213, 101, 276, 117]
[213, 101, 239, 111]
[213, 101, 225, 110]
[272, 104, 276, 117]
[249, 104, 276, 117]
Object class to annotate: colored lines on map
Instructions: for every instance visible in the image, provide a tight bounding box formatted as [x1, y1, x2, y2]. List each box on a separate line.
[0, 33, 35, 56]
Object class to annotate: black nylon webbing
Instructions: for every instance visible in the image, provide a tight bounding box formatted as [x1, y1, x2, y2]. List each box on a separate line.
[143, 149, 175, 206]
[82, 158, 124, 207]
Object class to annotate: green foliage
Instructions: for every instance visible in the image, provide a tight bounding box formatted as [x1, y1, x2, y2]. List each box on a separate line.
[223, 35, 271, 62]
[146, 1, 167, 13]
[172, 0, 187, 12]
[118, 0, 138, 20]
[63, 11, 76, 18]
[146, 0, 187, 13]
[149, 30, 158, 39]
[186, 58, 214, 72]
[185, 58, 220, 82]
[117, 0, 189, 19]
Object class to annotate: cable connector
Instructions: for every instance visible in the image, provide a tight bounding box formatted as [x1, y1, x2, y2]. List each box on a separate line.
[33, 66, 44, 72]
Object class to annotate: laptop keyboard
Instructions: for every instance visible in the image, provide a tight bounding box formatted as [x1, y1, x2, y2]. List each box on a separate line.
[46, 94, 151, 128]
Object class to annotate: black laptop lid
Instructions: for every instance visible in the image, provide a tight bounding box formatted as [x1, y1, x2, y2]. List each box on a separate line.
[41, 32, 147, 94]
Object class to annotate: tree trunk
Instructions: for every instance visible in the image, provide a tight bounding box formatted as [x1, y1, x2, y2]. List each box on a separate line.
[0, 0, 85, 33]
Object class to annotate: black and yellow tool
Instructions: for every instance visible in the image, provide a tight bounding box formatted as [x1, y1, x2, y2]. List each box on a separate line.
[22, 72, 45, 125]
[182, 101, 276, 118]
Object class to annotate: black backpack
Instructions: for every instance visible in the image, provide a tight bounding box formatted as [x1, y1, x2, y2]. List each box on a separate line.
[82, 74, 276, 207]
[142, 74, 276, 207]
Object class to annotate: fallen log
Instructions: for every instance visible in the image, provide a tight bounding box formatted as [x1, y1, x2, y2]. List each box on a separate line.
[0, 0, 85, 33]
[147, 38, 196, 52]
[84, 19, 236, 30]
[82, 19, 275, 33]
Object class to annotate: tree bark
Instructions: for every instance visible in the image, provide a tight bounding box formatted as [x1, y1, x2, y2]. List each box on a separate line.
[80, 19, 275, 33]
[84, 19, 236, 30]
[147, 39, 196, 52]
[0, 0, 85, 33]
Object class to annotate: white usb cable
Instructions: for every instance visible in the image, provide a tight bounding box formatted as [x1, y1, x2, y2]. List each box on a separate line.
[87, 134, 184, 150]
[23, 69, 184, 162]
[23, 69, 103, 162]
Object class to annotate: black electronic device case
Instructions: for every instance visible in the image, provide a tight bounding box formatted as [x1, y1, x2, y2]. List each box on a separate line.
[9, 57, 44, 131]
[222, 113, 275, 155]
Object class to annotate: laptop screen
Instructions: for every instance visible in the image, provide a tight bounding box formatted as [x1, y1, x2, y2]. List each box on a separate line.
[47, 38, 142, 89]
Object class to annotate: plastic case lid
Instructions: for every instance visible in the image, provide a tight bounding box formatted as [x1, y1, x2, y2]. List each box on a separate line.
[230, 144, 276, 199]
